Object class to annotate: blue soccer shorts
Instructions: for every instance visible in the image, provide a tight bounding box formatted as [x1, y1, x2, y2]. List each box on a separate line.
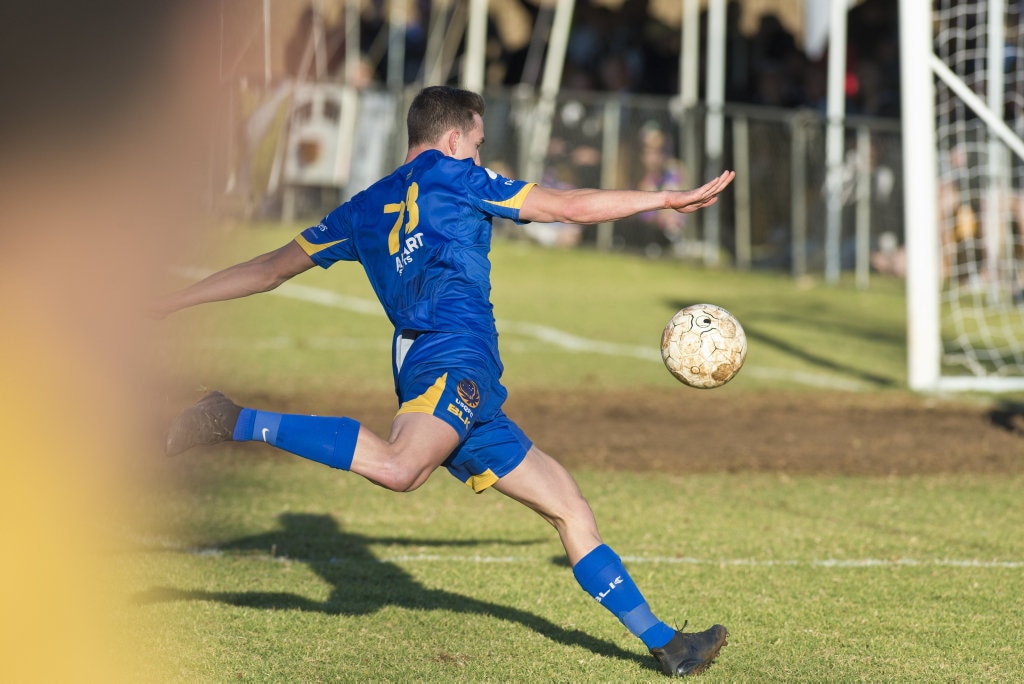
[391, 331, 532, 492]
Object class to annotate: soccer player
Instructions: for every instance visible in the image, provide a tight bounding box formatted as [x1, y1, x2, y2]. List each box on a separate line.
[156, 86, 734, 677]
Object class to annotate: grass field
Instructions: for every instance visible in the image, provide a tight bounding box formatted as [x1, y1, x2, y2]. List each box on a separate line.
[120, 224, 1024, 681]
[159, 222, 914, 395]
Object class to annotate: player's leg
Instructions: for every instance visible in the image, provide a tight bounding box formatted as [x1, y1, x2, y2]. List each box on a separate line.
[493, 446, 674, 642]
[165, 391, 458, 492]
[493, 446, 728, 676]
[491, 445, 601, 563]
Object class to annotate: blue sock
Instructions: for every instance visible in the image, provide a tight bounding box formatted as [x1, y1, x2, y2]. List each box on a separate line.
[572, 544, 676, 649]
[232, 408, 359, 471]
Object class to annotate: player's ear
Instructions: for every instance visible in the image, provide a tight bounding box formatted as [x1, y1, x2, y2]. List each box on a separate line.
[446, 129, 460, 156]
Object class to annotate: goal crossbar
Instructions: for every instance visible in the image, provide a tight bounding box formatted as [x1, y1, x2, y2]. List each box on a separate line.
[929, 56, 1024, 164]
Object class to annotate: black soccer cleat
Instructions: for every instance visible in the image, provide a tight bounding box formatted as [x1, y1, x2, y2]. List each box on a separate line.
[650, 622, 728, 677]
[165, 391, 242, 456]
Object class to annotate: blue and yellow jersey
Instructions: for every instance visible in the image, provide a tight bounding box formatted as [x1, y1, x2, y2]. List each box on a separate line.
[296, 150, 534, 337]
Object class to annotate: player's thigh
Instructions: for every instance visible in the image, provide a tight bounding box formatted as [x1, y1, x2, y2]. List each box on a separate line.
[352, 412, 460, 491]
[388, 411, 461, 460]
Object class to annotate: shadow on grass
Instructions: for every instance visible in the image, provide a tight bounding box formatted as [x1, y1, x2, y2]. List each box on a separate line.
[665, 298, 900, 388]
[134, 512, 649, 670]
[990, 401, 1024, 435]
[741, 325, 896, 387]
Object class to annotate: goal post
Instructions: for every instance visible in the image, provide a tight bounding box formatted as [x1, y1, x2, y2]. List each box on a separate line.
[901, 0, 1024, 392]
[899, 0, 941, 391]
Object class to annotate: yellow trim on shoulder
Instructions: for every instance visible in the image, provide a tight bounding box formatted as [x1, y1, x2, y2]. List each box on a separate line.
[466, 469, 499, 493]
[397, 373, 448, 416]
[483, 182, 536, 210]
[295, 234, 348, 256]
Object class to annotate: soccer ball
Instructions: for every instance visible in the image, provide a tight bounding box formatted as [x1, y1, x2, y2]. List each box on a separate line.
[660, 303, 747, 389]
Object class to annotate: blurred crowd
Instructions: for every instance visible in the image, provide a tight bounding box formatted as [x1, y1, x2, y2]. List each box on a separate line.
[513, 0, 899, 117]
[284, 0, 902, 117]
[239, 0, 915, 257]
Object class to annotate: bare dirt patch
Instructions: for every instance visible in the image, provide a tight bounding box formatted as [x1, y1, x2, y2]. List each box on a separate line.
[216, 387, 1024, 477]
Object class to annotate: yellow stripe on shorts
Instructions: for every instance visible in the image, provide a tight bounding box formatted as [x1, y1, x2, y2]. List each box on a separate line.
[396, 373, 447, 415]
[466, 469, 498, 493]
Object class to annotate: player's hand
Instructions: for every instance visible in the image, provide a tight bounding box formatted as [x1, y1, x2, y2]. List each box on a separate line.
[146, 294, 179, 320]
[665, 170, 735, 214]
[146, 303, 170, 320]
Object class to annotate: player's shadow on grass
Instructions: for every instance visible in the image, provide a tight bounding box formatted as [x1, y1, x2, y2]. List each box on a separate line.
[134, 512, 646, 668]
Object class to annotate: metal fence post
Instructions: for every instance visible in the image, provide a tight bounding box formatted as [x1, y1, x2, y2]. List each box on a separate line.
[855, 125, 872, 289]
[790, 113, 808, 279]
[732, 113, 751, 268]
[597, 98, 622, 251]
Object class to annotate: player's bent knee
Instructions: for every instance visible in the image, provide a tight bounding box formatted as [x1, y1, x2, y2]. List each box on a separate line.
[373, 468, 418, 492]
[373, 459, 433, 492]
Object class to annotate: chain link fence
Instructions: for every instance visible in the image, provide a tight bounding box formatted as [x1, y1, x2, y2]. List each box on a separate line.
[231, 84, 904, 283]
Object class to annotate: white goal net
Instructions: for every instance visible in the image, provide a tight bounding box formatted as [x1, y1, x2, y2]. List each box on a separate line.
[901, 0, 1024, 392]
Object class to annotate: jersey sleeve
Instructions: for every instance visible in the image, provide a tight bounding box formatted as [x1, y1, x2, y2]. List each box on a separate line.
[464, 166, 536, 224]
[294, 203, 359, 268]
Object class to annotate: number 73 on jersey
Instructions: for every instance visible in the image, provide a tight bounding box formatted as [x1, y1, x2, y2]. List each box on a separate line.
[385, 181, 426, 275]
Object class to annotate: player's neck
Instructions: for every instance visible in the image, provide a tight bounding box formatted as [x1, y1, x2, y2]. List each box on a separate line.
[404, 144, 445, 164]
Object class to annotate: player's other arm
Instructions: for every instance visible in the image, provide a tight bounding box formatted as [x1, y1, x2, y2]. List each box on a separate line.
[152, 240, 315, 318]
[518, 170, 735, 225]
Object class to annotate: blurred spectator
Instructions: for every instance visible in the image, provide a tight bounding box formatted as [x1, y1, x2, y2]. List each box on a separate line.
[724, 0, 753, 103]
[749, 13, 807, 108]
[616, 121, 693, 257]
[257, 0, 896, 116]
[635, 122, 690, 245]
[533, 0, 902, 116]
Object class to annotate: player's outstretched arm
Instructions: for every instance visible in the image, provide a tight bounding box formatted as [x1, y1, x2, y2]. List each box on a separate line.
[518, 170, 735, 225]
[151, 240, 315, 318]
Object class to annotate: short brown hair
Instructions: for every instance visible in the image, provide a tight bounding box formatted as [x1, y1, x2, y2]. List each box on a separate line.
[407, 86, 485, 146]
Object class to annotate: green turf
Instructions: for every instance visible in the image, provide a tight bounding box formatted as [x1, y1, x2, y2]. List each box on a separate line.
[128, 223, 1024, 681]
[122, 453, 1024, 682]
[163, 223, 917, 395]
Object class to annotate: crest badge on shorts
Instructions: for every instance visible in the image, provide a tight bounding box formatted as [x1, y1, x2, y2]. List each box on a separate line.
[456, 378, 480, 408]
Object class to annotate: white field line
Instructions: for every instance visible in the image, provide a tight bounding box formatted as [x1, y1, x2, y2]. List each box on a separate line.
[374, 554, 1024, 569]
[145, 541, 1024, 569]
[127, 530, 1023, 568]
[175, 267, 869, 391]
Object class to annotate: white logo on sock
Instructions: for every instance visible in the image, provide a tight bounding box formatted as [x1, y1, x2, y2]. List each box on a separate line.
[596, 576, 623, 603]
